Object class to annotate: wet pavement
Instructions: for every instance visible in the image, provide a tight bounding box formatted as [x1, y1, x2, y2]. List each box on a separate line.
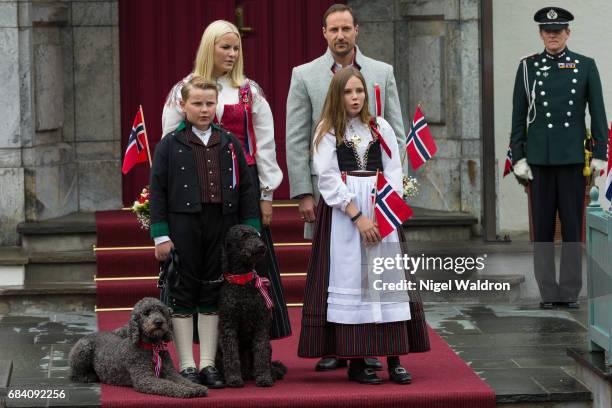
[0, 303, 592, 407]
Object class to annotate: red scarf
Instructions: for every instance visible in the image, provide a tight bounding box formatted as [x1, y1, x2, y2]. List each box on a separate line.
[139, 341, 168, 377]
[224, 270, 274, 309]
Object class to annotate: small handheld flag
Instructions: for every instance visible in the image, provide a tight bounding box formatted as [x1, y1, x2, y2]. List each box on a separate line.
[122, 106, 151, 174]
[374, 172, 414, 239]
[406, 106, 437, 170]
[503, 145, 513, 177]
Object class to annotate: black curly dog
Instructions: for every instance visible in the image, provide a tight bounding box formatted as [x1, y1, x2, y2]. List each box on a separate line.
[69, 297, 208, 398]
[217, 224, 287, 387]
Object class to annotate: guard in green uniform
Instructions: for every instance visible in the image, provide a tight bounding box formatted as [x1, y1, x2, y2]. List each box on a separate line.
[510, 7, 608, 309]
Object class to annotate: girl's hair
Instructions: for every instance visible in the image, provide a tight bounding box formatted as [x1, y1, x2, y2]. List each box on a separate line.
[193, 20, 244, 87]
[180, 76, 219, 102]
[314, 67, 371, 149]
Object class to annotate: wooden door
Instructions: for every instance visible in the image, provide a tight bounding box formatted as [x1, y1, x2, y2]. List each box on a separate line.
[119, 0, 341, 203]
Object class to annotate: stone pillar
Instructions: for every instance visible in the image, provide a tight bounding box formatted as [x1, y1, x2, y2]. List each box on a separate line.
[0, 1, 25, 245]
[352, 0, 484, 234]
[72, 1, 121, 211]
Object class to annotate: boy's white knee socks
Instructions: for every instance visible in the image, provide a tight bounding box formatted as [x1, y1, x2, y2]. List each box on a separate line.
[171, 315, 195, 371]
[198, 313, 219, 369]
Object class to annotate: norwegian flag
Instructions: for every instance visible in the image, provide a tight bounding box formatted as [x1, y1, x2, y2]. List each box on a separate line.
[605, 123, 612, 202]
[374, 172, 414, 239]
[122, 106, 150, 174]
[406, 107, 437, 170]
[229, 143, 240, 188]
[503, 145, 513, 177]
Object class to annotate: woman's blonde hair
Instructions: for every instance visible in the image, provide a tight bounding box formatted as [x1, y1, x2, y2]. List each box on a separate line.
[314, 67, 372, 149]
[193, 20, 245, 87]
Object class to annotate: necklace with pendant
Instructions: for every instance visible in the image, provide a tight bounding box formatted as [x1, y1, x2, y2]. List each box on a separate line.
[348, 122, 361, 146]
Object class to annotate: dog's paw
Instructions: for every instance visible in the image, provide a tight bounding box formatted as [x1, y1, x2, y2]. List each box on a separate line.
[187, 385, 208, 398]
[255, 375, 274, 387]
[225, 376, 244, 388]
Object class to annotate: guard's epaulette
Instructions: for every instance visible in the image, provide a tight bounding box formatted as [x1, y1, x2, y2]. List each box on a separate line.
[520, 52, 539, 61]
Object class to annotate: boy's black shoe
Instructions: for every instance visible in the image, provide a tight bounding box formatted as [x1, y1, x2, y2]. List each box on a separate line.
[180, 367, 201, 384]
[199, 366, 225, 389]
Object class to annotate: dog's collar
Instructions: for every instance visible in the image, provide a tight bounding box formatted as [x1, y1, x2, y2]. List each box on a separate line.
[223, 270, 274, 309]
[138, 341, 168, 377]
[138, 341, 169, 350]
[224, 270, 257, 285]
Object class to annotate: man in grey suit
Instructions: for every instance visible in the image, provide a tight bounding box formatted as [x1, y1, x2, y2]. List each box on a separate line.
[285, 3, 406, 372]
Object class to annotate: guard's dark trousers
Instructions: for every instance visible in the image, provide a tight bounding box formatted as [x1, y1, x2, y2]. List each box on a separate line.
[530, 164, 584, 303]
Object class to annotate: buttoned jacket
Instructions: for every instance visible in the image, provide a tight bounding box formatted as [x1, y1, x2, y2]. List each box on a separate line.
[510, 48, 608, 165]
[149, 122, 258, 238]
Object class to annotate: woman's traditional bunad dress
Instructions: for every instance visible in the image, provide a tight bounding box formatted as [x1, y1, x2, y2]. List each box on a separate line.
[163, 74, 291, 339]
[298, 117, 429, 358]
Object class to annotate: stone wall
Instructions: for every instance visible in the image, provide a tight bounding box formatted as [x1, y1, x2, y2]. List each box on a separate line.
[350, 0, 483, 233]
[0, 0, 120, 245]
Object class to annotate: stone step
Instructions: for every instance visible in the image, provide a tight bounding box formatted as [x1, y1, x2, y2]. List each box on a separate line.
[17, 212, 96, 253]
[0, 282, 96, 314]
[25, 251, 96, 284]
[404, 207, 477, 241]
[0, 247, 28, 286]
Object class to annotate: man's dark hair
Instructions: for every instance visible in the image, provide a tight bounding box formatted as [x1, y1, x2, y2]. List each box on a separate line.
[323, 4, 357, 28]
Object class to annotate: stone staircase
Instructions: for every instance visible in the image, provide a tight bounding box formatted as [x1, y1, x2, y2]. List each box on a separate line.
[0, 213, 97, 313]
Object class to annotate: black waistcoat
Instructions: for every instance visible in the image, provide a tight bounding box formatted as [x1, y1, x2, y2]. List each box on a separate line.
[336, 139, 383, 172]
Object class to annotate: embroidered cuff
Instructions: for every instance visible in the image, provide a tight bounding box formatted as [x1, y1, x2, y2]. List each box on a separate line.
[339, 192, 356, 212]
[260, 189, 273, 201]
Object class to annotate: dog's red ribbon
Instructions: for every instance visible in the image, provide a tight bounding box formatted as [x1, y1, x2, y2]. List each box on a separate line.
[224, 270, 274, 309]
[139, 341, 168, 377]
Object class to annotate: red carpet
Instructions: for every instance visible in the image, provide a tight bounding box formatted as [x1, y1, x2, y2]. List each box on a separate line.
[98, 308, 495, 408]
[95, 209, 310, 308]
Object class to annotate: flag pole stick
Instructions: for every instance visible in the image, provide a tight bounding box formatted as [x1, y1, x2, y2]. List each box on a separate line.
[139, 105, 153, 168]
[371, 169, 380, 221]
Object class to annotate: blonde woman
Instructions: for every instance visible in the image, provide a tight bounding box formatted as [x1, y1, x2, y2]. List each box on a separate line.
[161, 20, 291, 384]
[298, 67, 429, 385]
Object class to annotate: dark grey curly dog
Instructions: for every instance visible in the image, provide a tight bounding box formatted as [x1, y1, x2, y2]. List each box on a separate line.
[217, 225, 287, 388]
[69, 297, 208, 398]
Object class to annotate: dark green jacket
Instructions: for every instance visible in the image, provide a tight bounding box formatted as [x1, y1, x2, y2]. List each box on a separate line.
[510, 48, 608, 165]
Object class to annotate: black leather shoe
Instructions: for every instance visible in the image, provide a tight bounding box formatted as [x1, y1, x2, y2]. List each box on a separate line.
[199, 366, 225, 389]
[180, 367, 201, 384]
[315, 357, 347, 371]
[364, 357, 383, 371]
[557, 301, 580, 309]
[389, 366, 412, 384]
[539, 302, 554, 309]
[348, 367, 383, 384]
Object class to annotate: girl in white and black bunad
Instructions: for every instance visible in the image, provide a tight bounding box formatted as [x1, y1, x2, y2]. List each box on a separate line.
[298, 67, 430, 384]
[161, 22, 291, 342]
